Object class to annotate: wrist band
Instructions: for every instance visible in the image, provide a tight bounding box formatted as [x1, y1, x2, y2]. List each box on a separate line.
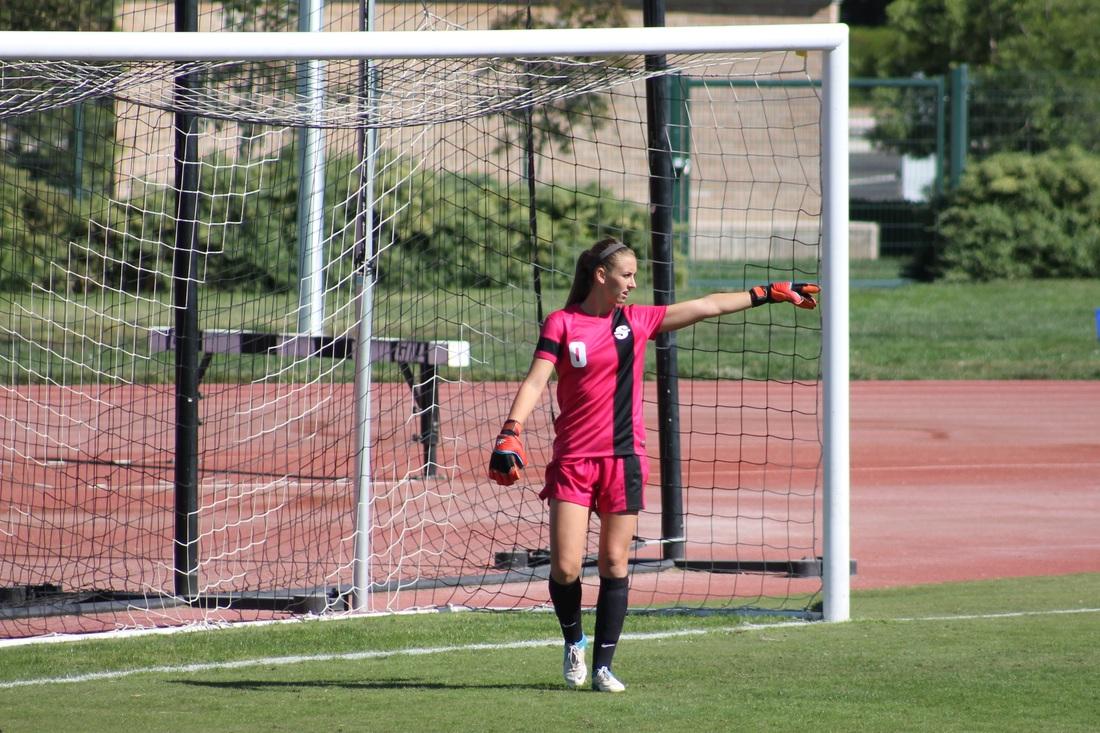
[749, 284, 770, 307]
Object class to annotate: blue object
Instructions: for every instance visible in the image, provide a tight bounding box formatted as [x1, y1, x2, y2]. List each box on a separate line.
[1096, 308, 1100, 340]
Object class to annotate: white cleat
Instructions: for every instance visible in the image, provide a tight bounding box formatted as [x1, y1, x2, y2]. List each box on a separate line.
[563, 635, 588, 688]
[591, 666, 626, 693]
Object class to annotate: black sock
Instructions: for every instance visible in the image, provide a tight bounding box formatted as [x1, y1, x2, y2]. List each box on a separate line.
[592, 575, 629, 671]
[548, 577, 583, 644]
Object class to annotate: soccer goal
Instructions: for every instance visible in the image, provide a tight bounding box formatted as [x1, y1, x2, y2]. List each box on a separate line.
[0, 23, 849, 640]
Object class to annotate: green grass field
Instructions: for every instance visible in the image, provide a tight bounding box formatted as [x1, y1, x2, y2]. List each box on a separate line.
[2, 260, 1097, 730]
[1, 574, 1098, 732]
[850, 274, 1100, 380]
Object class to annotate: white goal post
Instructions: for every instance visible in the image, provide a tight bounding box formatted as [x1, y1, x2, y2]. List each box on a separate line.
[0, 25, 845, 61]
[0, 23, 850, 632]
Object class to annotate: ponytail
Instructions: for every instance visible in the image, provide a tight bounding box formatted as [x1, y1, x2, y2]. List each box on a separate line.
[564, 237, 632, 307]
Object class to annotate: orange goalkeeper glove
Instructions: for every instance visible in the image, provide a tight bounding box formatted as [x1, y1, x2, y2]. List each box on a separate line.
[749, 281, 820, 309]
[488, 419, 527, 486]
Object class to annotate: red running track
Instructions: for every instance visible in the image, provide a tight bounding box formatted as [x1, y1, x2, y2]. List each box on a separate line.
[1, 380, 1097, 639]
[848, 381, 1100, 588]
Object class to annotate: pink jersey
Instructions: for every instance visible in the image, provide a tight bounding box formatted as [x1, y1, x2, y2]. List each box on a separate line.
[533, 303, 667, 459]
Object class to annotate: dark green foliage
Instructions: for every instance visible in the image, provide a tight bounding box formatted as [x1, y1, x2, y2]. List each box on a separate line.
[967, 70, 1100, 156]
[373, 163, 649, 291]
[934, 146, 1100, 280]
[1, 101, 117, 197]
[866, 0, 1100, 161]
[881, 0, 1017, 77]
[848, 26, 903, 79]
[1, 139, 648, 294]
[0, 163, 79, 290]
[0, 150, 298, 294]
[862, 84, 944, 160]
[879, 0, 1100, 79]
[0, 0, 113, 31]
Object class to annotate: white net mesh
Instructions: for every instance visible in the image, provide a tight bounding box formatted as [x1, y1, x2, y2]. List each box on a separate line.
[0, 36, 825, 639]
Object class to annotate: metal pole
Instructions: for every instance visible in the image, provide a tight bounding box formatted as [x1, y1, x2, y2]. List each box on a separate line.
[643, 0, 685, 562]
[297, 0, 327, 336]
[526, 111, 545, 326]
[172, 0, 200, 602]
[351, 151, 376, 611]
[71, 103, 85, 199]
[821, 33, 851, 623]
[351, 0, 377, 613]
[668, 73, 691, 258]
[949, 64, 969, 189]
[934, 76, 947, 197]
[523, 6, 547, 330]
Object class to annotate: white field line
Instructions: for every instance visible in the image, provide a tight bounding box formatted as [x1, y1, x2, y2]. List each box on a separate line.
[2, 607, 1099, 690]
[894, 607, 1100, 622]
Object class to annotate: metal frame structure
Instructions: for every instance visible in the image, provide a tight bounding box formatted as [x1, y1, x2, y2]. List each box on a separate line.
[0, 23, 851, 621]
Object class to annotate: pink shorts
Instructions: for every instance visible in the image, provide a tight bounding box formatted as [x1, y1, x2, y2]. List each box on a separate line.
[539, 455, 647, 514]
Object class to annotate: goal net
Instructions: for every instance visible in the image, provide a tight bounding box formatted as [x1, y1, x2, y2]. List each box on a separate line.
[0, 24, 849, 640]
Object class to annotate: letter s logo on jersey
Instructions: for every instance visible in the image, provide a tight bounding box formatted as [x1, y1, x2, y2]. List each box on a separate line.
[568, 341, 588, 368]
[613, 325, 631, 341]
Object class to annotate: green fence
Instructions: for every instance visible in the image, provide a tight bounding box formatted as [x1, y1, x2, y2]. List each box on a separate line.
[672, 67, 1100, 274]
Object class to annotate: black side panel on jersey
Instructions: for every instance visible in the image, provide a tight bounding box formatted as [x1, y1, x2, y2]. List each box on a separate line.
[611, 308, 635, 456]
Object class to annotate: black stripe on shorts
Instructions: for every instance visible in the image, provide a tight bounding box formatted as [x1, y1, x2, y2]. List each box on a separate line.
[622, 454, 644, 513]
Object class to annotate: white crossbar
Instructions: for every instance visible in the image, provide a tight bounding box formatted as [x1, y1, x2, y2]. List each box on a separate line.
[0, 24, 848, 61]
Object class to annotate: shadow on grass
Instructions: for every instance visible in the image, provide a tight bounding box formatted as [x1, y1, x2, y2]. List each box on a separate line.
[172, 678, 561, 692]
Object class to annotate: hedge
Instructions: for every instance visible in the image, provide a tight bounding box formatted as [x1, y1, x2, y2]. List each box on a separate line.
[0, 145, 649, 294]
[934, 146, 1100, 280]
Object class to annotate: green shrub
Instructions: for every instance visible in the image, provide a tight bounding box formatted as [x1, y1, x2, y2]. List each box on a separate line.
[934, 146, 1100, 280]
[0, 161, 106, 290]
[1, 144, 648, 294]
[354, 151, 649, 291]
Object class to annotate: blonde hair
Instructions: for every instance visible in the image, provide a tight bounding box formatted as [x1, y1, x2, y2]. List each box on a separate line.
[564, 237, 634, 307]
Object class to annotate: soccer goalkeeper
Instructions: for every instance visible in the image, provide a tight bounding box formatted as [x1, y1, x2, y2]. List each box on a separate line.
[489, 236, 818, 692]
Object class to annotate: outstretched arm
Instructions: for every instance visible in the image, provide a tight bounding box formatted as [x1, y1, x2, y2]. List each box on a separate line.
[659, 291, 753, 332]
[659, 282, 820, 333]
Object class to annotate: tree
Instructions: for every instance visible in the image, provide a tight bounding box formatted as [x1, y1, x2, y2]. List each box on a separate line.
[874, 0, 1100, 156]
[881, 0, 1002, 76]
[993, 0, 1100, 74]
[0, 0, 112, 31]
[882, 0, 1100, 77]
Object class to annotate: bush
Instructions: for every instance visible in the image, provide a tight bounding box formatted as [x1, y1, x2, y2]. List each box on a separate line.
[0, 161, 110, 291]
[1, 144, 649, 294]
[367, 151, 649, 291]
[934, 146, 1100, 280]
